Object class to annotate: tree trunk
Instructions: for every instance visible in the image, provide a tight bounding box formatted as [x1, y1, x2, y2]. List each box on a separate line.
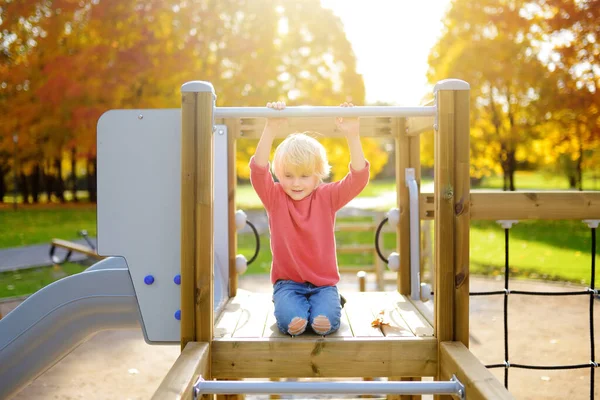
[576, 124, 583, 191]
[508, 150, 516, 191]
[20, 171, 29, 204]
[31, 163, 41, 203]
[54, 158, 65, 203]
[45, 160, 53, 202]
[71, 147, 78, 202]
[87, 156, 97, 203]
[0, 166, 6, 203]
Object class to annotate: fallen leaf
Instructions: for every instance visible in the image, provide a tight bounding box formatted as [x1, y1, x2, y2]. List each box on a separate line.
[371, 310, 390, 327]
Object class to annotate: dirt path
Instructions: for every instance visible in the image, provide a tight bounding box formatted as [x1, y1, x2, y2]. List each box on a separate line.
[6, 275, 599, 400]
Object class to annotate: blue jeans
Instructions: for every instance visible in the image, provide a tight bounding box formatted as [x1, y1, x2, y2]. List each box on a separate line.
[272, 280, 342, 336]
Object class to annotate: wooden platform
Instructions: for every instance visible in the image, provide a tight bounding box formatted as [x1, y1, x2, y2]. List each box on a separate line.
[212, 290, 437, 379]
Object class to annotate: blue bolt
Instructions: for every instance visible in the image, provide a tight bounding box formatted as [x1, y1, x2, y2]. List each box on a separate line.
[144, 275, 155, 285]
[174, 310, 181, 321]
[174, 274, 181, 285]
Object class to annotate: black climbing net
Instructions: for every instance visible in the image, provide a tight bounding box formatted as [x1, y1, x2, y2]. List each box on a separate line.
[469, 221, 598, 399]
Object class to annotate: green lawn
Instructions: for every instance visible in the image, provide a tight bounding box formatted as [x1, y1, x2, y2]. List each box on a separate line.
[0, 263, 88, 299]
[0, 206, 97, 248]
[479, 170, 600, 190]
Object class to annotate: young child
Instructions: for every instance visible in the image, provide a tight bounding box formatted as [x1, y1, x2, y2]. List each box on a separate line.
[249, 100, 370, 336]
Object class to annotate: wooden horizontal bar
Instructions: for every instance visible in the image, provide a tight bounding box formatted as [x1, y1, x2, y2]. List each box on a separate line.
[419, 191, 600, 220]
[152, 342, 210, 400]
[406, 116, 435, 136]
[233, 117, 396, 139]
[440, 342, 514, 400]
[470, 191, 600, 220]
[337, 245, 377, 253]
[216, 105, 436, 118]
[50, 239, 104, 259]
[212, 337, 437, 379]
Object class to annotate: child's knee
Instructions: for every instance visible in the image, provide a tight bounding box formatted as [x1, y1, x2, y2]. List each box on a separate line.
[288, 317, 307, 336]
[311, 315, 331, 334]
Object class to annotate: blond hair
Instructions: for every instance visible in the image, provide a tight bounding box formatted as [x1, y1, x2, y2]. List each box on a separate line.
[272, 132, 331, 181]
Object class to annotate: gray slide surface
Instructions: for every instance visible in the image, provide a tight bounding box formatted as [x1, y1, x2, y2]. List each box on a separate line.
[0, 257, 141, 399]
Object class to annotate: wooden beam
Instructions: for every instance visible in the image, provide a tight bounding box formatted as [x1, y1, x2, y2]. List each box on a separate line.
[225, 119, 239, 297]
[396, 117, 411, 295]
[454, 89, 470, 348]
[152, 342, 210, 400]
[181, 90, 198, 350]
[434, 89, 456, 347]
[406, 116, 434, 136]
[196, 90, 215, 362]
[181, 83, 214, 375]
[419, 192, 600, 221]
[212, 338, 437, 378]
[470, 191, 600, 220]
[233, 117, 396, 139]
[440, 342, 514, 400]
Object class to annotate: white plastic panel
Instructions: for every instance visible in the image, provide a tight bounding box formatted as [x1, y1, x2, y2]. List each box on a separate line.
[97, 110, 229, 343]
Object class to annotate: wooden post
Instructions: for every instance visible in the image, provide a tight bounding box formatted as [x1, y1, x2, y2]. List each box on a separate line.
[226, 119, 239, 297]
[395, 117, 410, 295]
[433, 80, 470, 383]
[181, 82, 215, 358]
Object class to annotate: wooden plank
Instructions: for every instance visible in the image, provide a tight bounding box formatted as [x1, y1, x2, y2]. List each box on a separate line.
[366, 291, 414, 338]
[337, 245, 377, 253]
[232, 292, 271, 338]
[152, 342, 210, 400]
[225, 118, 239, 297]
[180, 91, 198, 350]
[420, 192, 600, 221]
[440, 342, 514, 400]
[212, 337, 438, 378]
[408, 298, 434, 328]
[214, 290, 250, 339]
[50, 239, 104, 259]
[263, 300, 287, 338]
[406, 116, 435, 136]
[454, 89, 470, 348]
[388, 292, 434, 337]
[434, 89, 455, 347]
[396, 117, 410, 295]
[234, 117, 396, 139]
[342, 293, 384, 337]
[470, 191, 600, 220]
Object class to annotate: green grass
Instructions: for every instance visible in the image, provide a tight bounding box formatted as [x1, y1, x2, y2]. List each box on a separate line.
[0, 207, 97, 248]
[479, 170, 600, 190]
[0, 263, 88, 299]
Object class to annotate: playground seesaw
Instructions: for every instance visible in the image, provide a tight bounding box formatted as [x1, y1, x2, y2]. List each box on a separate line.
[0, 79, 535, 399]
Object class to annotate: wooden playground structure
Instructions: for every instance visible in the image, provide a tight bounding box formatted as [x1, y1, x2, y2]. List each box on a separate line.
[150, 79, 600, 399]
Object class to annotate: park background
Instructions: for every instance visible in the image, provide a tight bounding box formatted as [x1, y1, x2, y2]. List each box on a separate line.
[0, 1, 599, 398]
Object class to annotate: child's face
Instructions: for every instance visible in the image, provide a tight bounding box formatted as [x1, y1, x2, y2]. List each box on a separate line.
[279, 169, 319, 201]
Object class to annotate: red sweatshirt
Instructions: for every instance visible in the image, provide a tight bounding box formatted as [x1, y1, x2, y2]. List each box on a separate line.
[249, 156, 370, 286]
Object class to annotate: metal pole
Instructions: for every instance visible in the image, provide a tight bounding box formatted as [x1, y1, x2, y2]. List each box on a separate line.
[12, 134, 18, 211]
[193, 377, 465, 399]
[213, 105, 436, 119]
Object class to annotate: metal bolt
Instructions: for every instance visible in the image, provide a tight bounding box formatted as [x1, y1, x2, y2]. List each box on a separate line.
[433, 124, 438, 131]
[138, 114, 143, 120]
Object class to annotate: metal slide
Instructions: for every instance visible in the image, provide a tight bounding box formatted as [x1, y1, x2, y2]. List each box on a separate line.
[0, 257, 141, 399]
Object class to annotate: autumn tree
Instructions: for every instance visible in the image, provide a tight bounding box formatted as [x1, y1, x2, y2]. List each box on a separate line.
[534, 0, 599, 189]
[2, 0, 387, 203]
[427, 0, 550, 190]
